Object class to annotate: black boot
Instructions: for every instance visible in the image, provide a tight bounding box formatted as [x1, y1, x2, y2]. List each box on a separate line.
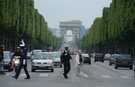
[63, 73, 68, 79]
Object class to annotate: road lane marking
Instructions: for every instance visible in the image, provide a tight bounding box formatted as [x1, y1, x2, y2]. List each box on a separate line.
[39, 73, 49, 77]
[20, 73, 26, 77]
[6, 72, 15, 76]
[80, 72, 89, 78]
[120, 76, 130, 79]
[101, 75, 112, 79]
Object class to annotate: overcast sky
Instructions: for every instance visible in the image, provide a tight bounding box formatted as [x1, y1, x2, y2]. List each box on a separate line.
[34, 0, 112, 29]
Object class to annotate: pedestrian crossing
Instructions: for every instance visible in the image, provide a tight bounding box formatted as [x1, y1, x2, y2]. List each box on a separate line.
[39, 73, 49, 77]
[5, 71, 133, 80]
[101, 75, 112, 79]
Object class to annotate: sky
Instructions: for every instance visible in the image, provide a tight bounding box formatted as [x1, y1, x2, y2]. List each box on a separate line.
[34, 0, 112, 29]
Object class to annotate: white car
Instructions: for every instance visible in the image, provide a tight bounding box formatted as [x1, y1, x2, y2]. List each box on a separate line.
[82, 53, 91, 64]
[31, 50, 42, 55]
[31, 52, 54, 72]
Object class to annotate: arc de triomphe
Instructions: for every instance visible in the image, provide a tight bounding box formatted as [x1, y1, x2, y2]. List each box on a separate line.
[59, 20, 82, 48]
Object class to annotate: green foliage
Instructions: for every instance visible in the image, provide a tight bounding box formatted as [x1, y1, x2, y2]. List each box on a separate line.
[0, 0, 60, 50]
[81, 0, 135, 54]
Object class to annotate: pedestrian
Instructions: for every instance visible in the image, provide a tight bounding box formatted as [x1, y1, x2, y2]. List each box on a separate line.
[61, 47, 72, 79]
[12, 41, 30, 80]
[0, 45, 4, 74]
[75, 50, 83, 76]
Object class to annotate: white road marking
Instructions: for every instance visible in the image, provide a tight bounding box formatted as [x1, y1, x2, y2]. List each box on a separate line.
[80, 72, 89, 78]
[20, 73, 26, 77]
[120, 76, 130, 79]
[6, 72, 15, 76]
[39, 73, 49, 77]
[101, 75, 112, 79]
[6, 73, 11, 76]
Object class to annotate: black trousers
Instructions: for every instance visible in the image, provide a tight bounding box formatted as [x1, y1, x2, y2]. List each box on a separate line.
[15, 65, 30, 79]
[63, 63, 70, 76]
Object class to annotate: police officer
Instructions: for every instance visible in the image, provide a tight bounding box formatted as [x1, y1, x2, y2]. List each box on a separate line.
[13, 40, 30, 80]
[61, 47, 72, 79]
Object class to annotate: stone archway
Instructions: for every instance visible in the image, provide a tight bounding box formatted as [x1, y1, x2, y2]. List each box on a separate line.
[59, 20, 82, 48]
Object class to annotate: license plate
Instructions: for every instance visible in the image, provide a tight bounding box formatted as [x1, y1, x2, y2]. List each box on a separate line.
[122, 61, 127, 64]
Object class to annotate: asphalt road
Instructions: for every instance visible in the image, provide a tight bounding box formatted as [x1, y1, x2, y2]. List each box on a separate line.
[0, 56, 135, 87]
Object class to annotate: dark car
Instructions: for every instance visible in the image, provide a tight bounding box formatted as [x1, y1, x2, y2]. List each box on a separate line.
[3, 51, 12, 71]
[94, 53, 104, 62]
[82, 53, 91, 64]
[109, 54, 120, 66]
[114, 54, 133, 70]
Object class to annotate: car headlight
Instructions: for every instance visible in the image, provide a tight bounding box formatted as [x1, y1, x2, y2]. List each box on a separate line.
[32, 61, 36, 64]
[31, 62, 34, 64]
[15, 60, 19, 64]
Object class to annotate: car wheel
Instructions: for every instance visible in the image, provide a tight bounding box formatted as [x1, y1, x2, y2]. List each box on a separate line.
[60, 64, 62, 68]
[129, 66, 133, 70]
[109, 62, 112, 66]
[31, 68, 35, 72]
[51, 69, 54, 72]
[115, 65, 118, 69]
[8, 68, 11, 72]
[89, 61, 91, 65]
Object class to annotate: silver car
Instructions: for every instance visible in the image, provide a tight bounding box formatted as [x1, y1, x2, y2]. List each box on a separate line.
[114, 54, 133, 69]
[31, 52, 54, 72]
[3, 51, 12, 71]
[109, 54, 120, 66]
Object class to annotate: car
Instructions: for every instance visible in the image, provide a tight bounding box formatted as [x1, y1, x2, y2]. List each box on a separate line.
[3, 51, 12, 71]
[49, 51, 62, 68]
[31, 50, 42, 55]
[109, 54, 120, 66]
[82, 53, 91, 64]
[94, 53, 104, 62]
[104, 53, 111, 61]
[114, 54, 133, 70]
[31, 52, 54, 72]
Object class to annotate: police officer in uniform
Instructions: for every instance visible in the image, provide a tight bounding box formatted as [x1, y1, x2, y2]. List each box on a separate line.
[61, 47, 72, 79]
[13, 40, 30, 79]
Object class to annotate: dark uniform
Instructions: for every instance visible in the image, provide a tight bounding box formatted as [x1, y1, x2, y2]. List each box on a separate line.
[61, 47, 72, 79]
[13, 47, 30, 79]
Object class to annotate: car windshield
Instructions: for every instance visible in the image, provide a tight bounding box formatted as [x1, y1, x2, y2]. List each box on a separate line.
[53, 53, 60, 58]
[111, 54, 120, 58]
[32, 54, 42, 59]
[41, 53, 49, 59]
[4, 53, 11, 59]
[49, 52, 61, 59]
[119, 54, 131, 59]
